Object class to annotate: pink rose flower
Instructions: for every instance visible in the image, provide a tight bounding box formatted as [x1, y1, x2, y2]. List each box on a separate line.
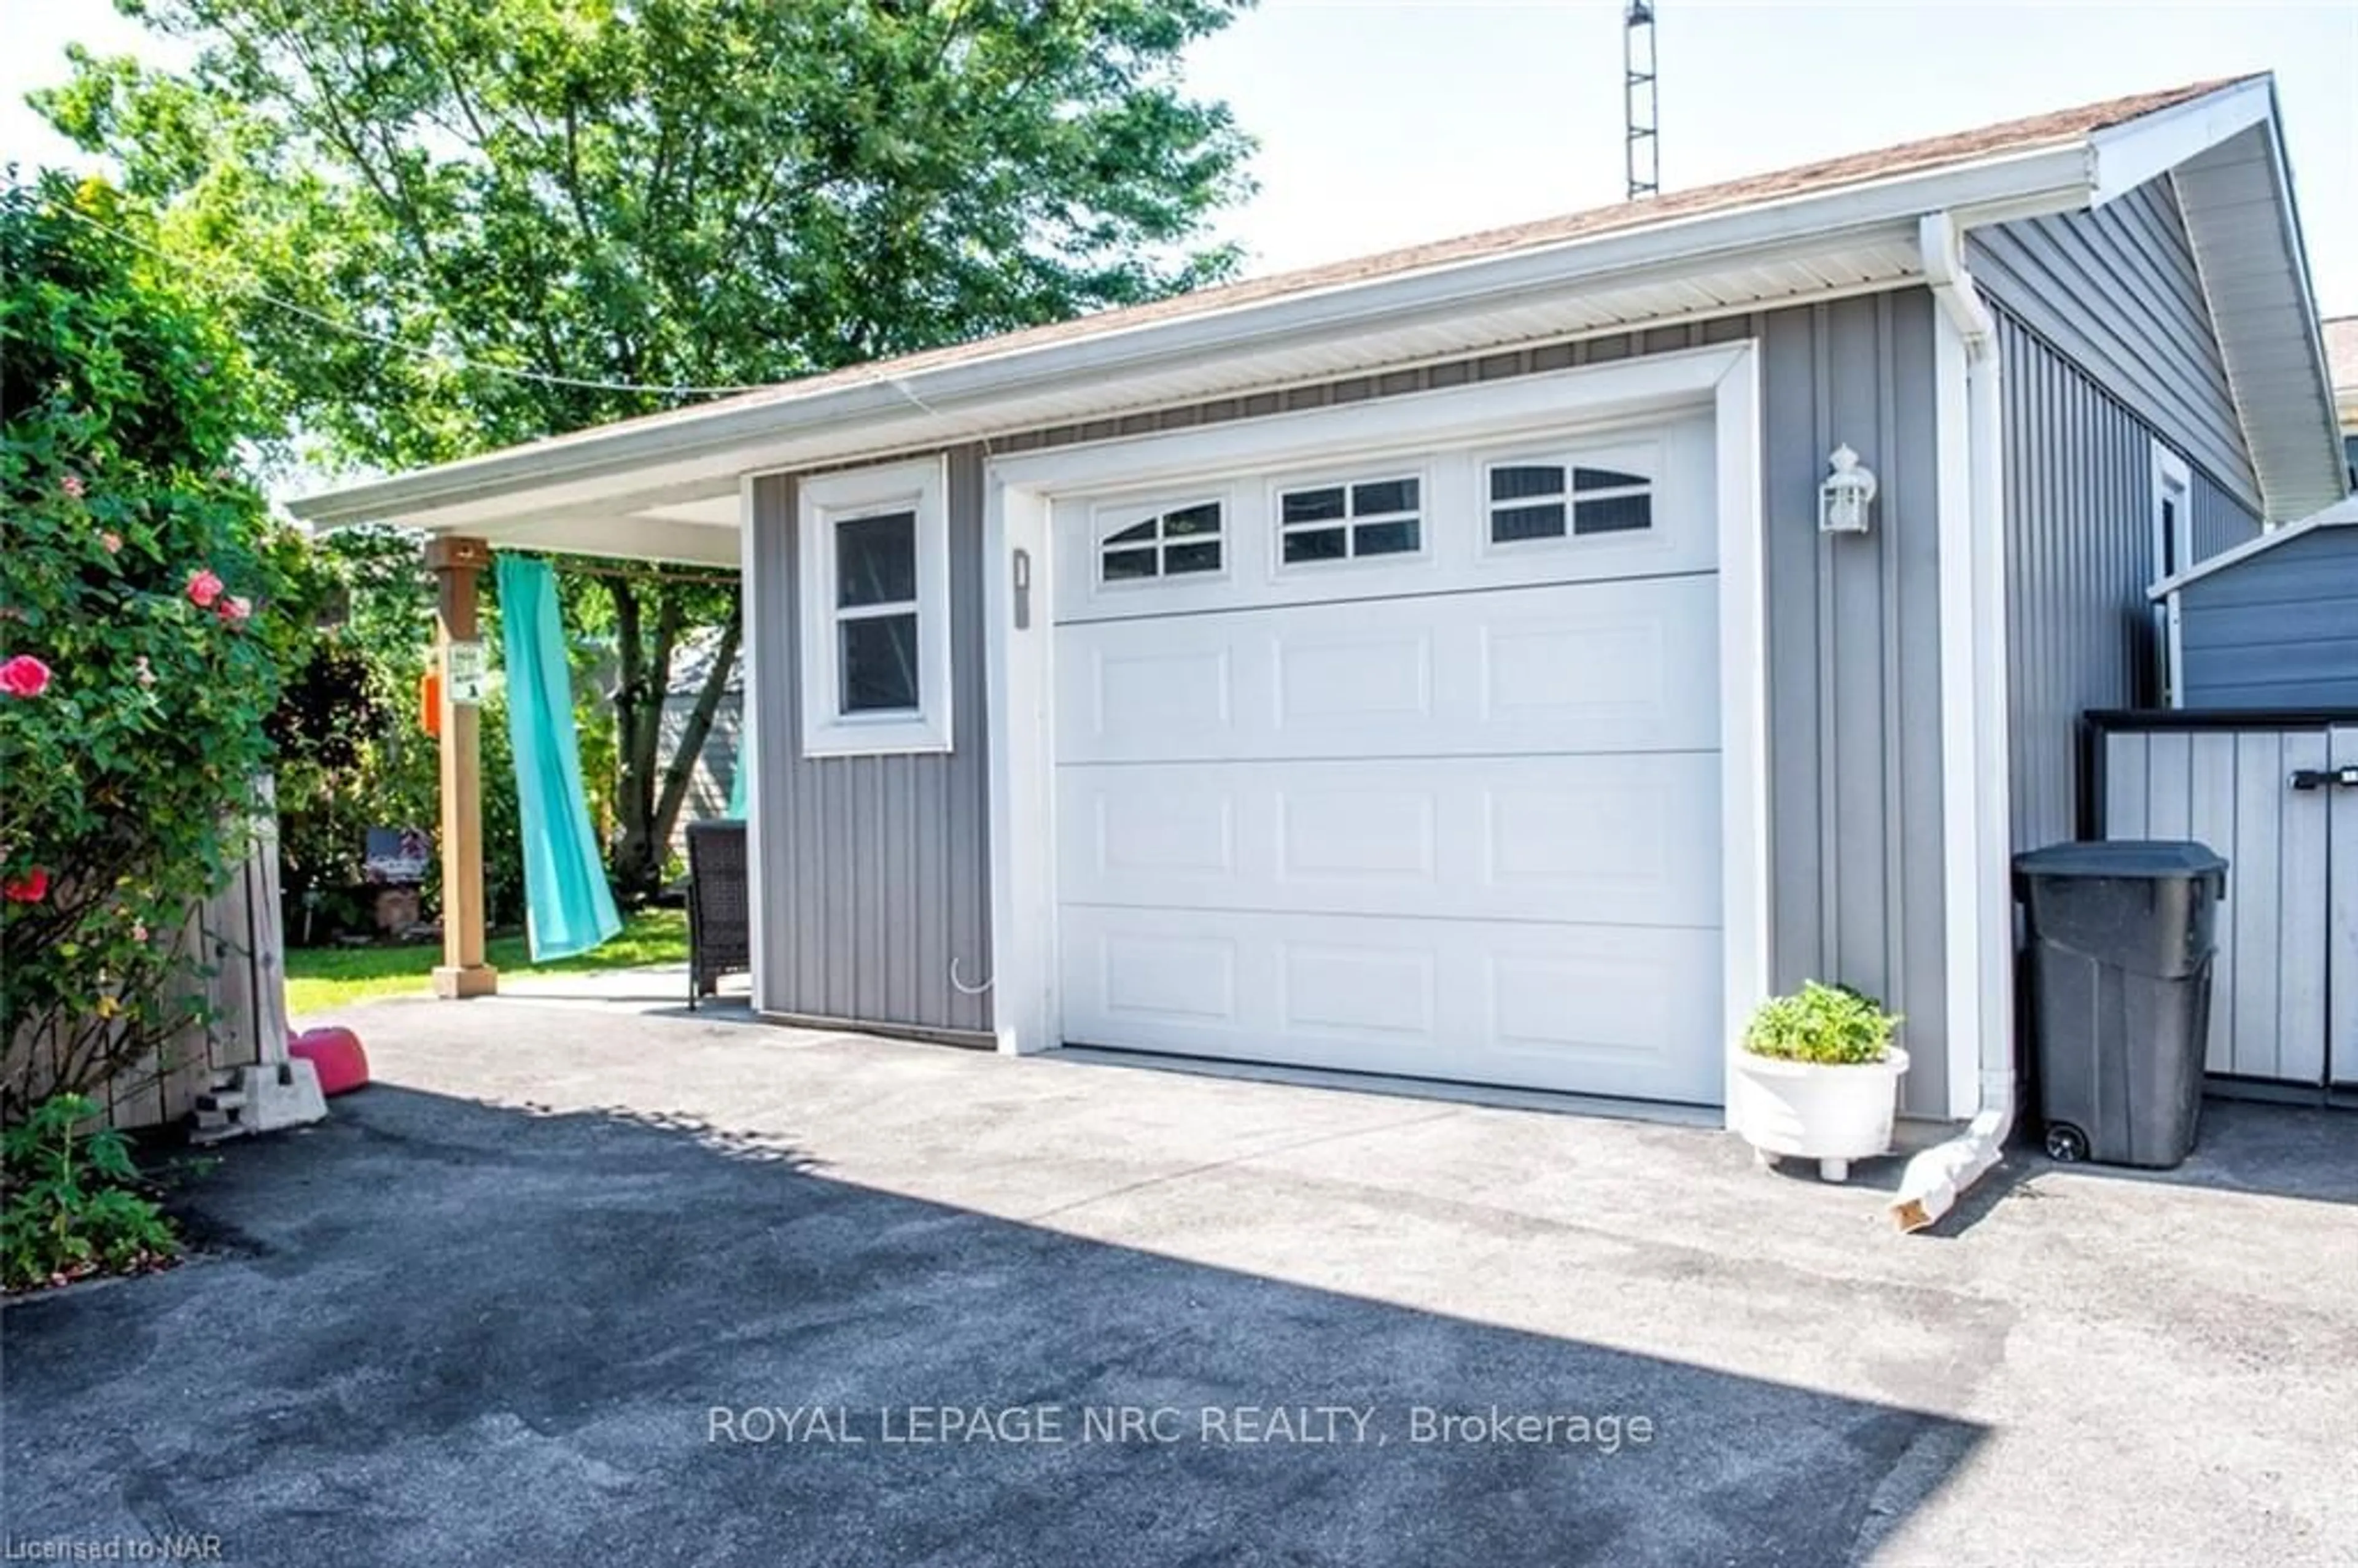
[186, 569, 225, 608]
[218, 596, 252, 626]
[60, 474, 85, 500]
[101, 531, 123, 555]
[4, 869, 50, 904]
[0, 654, 52, 699]
[134, 656, 155, 688]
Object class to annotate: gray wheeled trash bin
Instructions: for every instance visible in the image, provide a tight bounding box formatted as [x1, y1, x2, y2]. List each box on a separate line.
[2014, 840, 2227, 1169]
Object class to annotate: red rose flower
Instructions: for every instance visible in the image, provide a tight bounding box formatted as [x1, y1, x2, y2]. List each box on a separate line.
[4, 869, 50, 904]
[0, 654, 52, 699]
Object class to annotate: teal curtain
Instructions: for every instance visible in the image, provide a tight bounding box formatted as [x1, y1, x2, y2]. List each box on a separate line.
[726, 739, 750, 818]
[497, 554, 621, 961]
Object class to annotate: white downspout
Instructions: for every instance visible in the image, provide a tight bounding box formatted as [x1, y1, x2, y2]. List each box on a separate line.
[1894, 212, 2018, 1232]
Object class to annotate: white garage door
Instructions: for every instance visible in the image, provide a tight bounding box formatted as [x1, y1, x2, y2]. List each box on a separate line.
[1051, 416, 1724, 1104]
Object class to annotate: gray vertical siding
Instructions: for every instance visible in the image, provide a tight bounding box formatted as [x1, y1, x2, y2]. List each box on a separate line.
[2177, 526, 2358, 708]
[748, 459, 994, 1037]
[2190, 469, 2263, 565]
[1758, 292, 1951, 1118]
[1996, 305, 2166, 853]
[1993, 297, 2271, 856]
[752, 301, 1957, 1114]
[1970, 177, 2260, 513]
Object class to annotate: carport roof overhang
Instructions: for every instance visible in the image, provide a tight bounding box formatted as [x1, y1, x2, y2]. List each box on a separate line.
[286, 75, 2343, 561]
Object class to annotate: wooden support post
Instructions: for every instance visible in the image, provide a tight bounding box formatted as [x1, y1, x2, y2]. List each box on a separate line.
[427, 537, 498, 999]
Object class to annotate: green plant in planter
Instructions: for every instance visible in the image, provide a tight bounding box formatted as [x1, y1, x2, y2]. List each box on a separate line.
[1, 1092, 180, 1291]
[1743, 982, 1902, 1066]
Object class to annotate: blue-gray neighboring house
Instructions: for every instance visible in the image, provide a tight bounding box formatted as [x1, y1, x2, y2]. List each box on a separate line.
[294, 75, 2349, 1146]
[2153, 492, 2358, 709]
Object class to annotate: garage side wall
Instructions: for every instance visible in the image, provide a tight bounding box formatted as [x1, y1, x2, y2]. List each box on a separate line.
[1757, 292, 1951, 1118]
[1990, 305, 2268, 856]
[747, 462, 995, 1036]
[1969, 179, 2261, 514]
[751, 299, 1956, 1114]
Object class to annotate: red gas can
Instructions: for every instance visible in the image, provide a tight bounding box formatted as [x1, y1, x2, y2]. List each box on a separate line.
[289, 1026, 371, 1097]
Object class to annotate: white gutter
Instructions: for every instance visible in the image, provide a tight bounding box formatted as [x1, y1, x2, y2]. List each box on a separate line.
[1895, 212, 2018, 1233]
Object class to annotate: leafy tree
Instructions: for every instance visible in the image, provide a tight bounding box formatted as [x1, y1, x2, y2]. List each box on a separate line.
[37, 0, 1256, 902]
[0, 173, 316, 1122]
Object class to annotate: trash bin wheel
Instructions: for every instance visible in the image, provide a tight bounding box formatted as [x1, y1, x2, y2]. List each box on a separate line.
[2044, 1124, 2088, 1163]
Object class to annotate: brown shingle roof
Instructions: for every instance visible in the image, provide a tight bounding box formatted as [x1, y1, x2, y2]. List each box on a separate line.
[330, 74, 2260, 475]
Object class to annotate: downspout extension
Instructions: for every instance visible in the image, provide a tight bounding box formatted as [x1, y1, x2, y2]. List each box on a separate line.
[1895, 212, 2017, 1233]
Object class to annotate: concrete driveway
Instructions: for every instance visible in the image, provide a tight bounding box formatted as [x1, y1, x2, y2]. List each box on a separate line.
[6, 996, 2354, 1567]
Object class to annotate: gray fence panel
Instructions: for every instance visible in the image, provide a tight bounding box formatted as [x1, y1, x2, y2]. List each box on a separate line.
[2100, 724, 2330, 1082]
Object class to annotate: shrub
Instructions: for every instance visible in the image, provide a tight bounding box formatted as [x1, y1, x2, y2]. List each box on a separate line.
[271, 524, 531, 942]
[1, 1092, 180, 1291]
[0, 173, 316, 1121]
[1743, 982, 1902, 1066]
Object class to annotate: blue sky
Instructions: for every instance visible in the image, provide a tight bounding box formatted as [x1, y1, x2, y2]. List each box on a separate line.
[4, 0, 2352, 314]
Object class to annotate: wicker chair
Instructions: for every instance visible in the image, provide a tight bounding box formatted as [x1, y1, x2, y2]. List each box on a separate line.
[685, 820, 750, 1008]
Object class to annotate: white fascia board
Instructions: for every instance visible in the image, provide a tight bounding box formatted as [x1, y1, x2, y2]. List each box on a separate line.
[482, 512, 745, 565]
[2087, 77, 2273, 208]
[289, 145, 2094, 534]
[2252, 92, 2348, 519]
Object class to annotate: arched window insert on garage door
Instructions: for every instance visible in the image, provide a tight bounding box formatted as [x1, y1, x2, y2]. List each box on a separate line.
[1100, 500, 1224, 581]
[1277, 475, 1423, 564]
[1486, 460, 1654, 543]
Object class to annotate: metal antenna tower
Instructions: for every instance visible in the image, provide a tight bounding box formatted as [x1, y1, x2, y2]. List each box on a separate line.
[1625, 1, 1659, 200]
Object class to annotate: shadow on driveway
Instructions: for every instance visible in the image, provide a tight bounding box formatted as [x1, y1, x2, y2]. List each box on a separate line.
[4, 1085, 1982, 1567]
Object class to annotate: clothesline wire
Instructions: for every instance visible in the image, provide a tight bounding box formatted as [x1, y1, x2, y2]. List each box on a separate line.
[48, 199, 783, 400]
[539, 556, 739, 587]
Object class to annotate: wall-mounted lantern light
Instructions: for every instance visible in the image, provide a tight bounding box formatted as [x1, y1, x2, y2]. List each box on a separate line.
[1819, 444, 1878, 535]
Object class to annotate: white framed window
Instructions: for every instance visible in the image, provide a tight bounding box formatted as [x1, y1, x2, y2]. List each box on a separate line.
[1483, 455, 1654, 545]
[1275, 474, 1424, 565]
[1097, 498, 1224, 583]
[2150, 442, 2193, 582]
[2150, 442, 2192, 705]
[796, 457, 952, 757]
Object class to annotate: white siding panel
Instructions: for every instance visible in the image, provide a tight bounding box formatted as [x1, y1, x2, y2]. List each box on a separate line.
[2332, 727, 2358, 1089]
[1059, 753, 1720, 928]
[1055, 577, 1721, 764]
[1059, 906, 1725, 1104]
[2100, 725, 2330, 1084]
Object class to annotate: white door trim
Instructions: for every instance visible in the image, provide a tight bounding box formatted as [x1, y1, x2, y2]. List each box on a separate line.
[983, 343, 1770, 1114]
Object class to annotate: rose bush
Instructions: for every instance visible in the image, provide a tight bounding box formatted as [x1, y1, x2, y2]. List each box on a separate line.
[1, 173, 316, 1124]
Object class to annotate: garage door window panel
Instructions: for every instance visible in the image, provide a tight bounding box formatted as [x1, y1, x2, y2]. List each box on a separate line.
[1280, 475, 1423, 565]
[1487, 458, 1654, 545]
[1099, 500, 1226, 582]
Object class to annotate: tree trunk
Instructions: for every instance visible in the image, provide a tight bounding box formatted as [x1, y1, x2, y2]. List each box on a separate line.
[604, 575, 656, 904]
[604, 573, 712, 906]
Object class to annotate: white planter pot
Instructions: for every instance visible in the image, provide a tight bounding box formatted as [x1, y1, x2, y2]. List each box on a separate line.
[1731, 1047, 1910, 1183]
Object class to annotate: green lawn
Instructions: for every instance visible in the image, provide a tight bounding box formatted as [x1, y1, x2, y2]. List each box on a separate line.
[286, 908, 688, 1016]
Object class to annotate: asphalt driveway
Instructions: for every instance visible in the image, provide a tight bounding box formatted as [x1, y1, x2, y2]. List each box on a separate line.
[5, 995, 2354, 1566]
